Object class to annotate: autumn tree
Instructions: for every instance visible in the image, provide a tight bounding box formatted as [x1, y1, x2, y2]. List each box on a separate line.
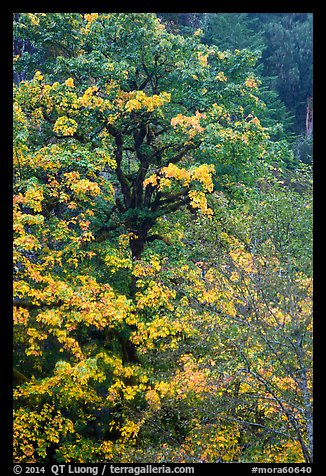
[162, 168, 312, 463]
[12, 13, 309, 463]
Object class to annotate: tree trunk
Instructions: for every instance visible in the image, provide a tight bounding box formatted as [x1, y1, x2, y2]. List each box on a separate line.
[129, 231, 147, 299]
[119, 229, 149, 364]
[305, 96, 313, 139]
[129, 233, 146, 262]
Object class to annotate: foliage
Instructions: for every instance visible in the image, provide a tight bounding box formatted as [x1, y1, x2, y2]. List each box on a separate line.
[248, 13, 313, 134]
[202, 13, 264, 52]
[13, 13, 312, 464]
[158, 13, 313, 138]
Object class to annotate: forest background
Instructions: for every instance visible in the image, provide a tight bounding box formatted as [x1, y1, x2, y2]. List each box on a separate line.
[12, 12, 313, 464]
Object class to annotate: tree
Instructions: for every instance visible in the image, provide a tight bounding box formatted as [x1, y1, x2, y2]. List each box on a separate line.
[202, 13, 264, 52]
[248, 13, 313, 134]
[13, 13, 311, 463]
[164, 171, 313, 462]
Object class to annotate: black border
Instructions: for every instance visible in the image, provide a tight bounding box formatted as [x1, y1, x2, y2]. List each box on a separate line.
[3, 3, 321, 473]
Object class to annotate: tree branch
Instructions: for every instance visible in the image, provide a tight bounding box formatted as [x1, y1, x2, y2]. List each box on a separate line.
[13, 299, 63, 310]
[146, 234, 172, 245]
